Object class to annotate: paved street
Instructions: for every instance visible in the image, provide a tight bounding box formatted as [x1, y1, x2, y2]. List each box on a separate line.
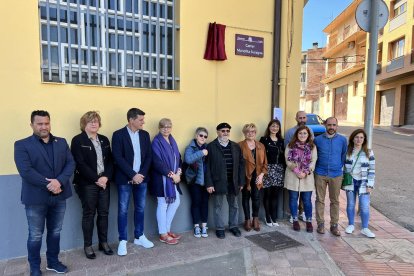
[340, 125, 414, 232]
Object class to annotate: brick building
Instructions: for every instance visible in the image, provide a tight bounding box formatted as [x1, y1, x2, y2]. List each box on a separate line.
[300, 42, 326, 114]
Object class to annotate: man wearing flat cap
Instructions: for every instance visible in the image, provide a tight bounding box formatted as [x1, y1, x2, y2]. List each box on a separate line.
[205, 123, 245, 239]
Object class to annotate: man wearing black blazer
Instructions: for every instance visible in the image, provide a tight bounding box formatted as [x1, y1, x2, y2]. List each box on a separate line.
[14, 110, 75, 276]
[112, 108, 153, 256]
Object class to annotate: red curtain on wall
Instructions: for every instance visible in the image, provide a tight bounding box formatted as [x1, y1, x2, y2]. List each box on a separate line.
[203, 22, 227, 61]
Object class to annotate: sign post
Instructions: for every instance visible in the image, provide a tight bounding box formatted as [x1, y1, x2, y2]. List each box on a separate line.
[355, 0, 389, 149]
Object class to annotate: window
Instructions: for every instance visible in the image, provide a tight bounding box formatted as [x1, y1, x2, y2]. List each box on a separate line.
[300, 72, 306, 83]
[39, 0, 178, 90]
[392, 0, 407, 17]
[390, 37, 405, 60]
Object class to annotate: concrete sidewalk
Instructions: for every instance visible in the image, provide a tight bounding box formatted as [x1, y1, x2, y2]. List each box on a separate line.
[1, 191, 413, 276]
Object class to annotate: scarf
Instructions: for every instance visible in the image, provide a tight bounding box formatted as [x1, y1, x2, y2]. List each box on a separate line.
[153, 133, 181, 203]
[287, 141, 312, 174]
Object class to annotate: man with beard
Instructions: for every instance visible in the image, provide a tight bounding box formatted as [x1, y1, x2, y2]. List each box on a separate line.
[205, 123, 245, 239]
[284, 111, 314, 147]
[314, 117, 347, 236]
[14, 110, 75, 276]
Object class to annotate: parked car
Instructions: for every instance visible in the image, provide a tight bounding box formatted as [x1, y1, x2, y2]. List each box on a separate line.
[306, 113, 325, 136]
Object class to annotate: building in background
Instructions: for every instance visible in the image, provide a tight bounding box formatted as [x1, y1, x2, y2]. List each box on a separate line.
[319, 0, 367, 123]
[300, 42, 325, 114]
[0, 0, 305, 259]
[374, 0, 414, 126]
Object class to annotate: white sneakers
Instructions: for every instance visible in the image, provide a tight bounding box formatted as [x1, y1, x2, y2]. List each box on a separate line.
[361, 228, 376, 238]
[134, 234, 155, 248]
[345, 225, 375, 238]
[345, 225, 355, 234]
[117, 240, 127, 256]
[118, 235, 155, 256]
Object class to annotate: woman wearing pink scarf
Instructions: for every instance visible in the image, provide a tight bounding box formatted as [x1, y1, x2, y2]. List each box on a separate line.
[285, 125, 317, 232]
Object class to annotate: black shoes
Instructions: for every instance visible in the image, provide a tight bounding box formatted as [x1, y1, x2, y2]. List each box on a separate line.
[84, 246, 96, 259]
[229, 227, 241, 237]
[99, 242, 114, 255]
[215, 229, 225, 239]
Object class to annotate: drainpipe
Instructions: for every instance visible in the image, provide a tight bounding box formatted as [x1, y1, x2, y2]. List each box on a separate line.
[271, 0, 282, 111]
[272, 0, 289, 220]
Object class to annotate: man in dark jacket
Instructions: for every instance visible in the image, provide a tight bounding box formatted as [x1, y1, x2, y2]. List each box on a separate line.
[205, 123, 245, 239]
[112, 108, 153, 256]
[14, 110, 75, 276]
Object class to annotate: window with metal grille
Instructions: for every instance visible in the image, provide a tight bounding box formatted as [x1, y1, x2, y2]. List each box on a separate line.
[39, 0, 178, 90]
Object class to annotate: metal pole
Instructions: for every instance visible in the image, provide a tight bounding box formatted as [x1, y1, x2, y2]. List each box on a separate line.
[364, 0, 379, 149]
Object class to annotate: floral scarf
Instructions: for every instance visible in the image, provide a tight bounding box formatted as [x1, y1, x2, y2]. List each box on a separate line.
[287, 142, 312, 174]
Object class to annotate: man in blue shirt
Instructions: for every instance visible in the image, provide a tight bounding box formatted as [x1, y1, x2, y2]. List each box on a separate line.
[314, 117, 347, 236]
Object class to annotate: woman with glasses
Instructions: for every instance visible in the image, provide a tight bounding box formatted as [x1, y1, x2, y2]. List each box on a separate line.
[71, 111, 114, 259]
[285, 125, 317, 232]
[343, 129, 376, 238]
[239, 123, 268, 232]
[184, 127, 209, 238]
[259, 119, 285, 227]
[150, 118, 182, 245]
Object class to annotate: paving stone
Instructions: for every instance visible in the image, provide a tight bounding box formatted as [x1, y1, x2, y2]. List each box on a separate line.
[288, 259, 308, 268]
[292, 267, 311, 275]
[274, 267, 293, 276]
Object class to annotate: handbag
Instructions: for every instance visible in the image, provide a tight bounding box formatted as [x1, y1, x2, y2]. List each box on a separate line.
[342, 151, 361, 187]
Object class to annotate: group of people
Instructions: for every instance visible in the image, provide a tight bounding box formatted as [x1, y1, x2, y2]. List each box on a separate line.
[283, 111, 376, 238]
[14, 109, 376, 276]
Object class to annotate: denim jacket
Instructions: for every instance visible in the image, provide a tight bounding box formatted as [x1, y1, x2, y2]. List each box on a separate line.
[184, 140, 207, 186]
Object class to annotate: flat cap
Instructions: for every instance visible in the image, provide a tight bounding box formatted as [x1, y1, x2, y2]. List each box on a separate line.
[216, 122, 231, 130]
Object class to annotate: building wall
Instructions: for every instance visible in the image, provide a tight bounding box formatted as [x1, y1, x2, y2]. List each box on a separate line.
[373, 0, 414, 126]
[321, 70, 364, 122]
[0, 0, 304, 259]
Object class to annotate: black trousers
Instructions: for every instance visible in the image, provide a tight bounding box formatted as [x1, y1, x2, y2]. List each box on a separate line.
[263, 186, 282, 222]
[188, 184, 209, 224]
[242, 177, 261, 220]
[78, 184, 110, 247]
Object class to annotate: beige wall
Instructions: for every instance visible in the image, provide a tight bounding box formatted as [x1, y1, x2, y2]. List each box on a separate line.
[0, 0, 304, 174]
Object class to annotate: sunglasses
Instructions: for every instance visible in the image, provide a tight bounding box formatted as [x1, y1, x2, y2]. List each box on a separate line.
[220, 129, 230, 133]
[198, 134, 208, 139]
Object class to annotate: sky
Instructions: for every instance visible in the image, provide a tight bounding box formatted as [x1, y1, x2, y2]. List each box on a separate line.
[302, 0, 354, 51]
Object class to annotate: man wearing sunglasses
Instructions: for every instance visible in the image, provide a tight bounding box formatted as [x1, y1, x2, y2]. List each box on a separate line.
[205, 123, 245, 239]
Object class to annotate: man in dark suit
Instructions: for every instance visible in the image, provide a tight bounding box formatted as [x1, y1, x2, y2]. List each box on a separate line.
[112, 108, 153, 256]
[14, 110, 75, 276]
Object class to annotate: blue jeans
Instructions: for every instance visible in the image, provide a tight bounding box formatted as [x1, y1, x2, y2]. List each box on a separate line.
[288, 190, 312, 221]
[25, 197, 66, 272]
[117, 183, 147, 240]
[346, 179, 370, 228]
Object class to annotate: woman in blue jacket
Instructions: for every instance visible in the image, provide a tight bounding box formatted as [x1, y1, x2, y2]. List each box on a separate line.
[184, 127, 209, 238]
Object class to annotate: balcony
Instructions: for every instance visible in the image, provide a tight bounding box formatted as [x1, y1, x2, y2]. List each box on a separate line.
[386, 56, 404, 72]
[389, 11, 407, 32]
[324, 25, 366, 58]
[321, 55, 365, 84]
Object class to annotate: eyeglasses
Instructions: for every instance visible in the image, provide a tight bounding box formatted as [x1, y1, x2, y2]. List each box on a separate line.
[220, 129, 230, 133]
[198, 134, 208, 139]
